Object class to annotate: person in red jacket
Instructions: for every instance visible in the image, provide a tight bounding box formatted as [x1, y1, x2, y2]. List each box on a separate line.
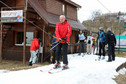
[54, 15, 72, 69]
[29, 38, 40, 66]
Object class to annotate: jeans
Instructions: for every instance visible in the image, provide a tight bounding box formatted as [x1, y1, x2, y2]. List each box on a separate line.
[99, 42, 105, 56]
[79, 42, 85, 54]
[29, 50, 38, 64]
[87, 44, 92, 54]
[108, 44, 115, 61]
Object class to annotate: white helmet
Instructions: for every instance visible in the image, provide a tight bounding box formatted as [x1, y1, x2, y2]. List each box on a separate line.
[99, 27, 104, 31]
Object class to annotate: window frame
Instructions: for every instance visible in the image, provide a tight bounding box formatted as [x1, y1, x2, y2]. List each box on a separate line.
[14, 31, 34, 46]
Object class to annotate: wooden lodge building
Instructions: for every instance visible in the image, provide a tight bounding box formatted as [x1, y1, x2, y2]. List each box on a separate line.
[0, 0, 85, 63]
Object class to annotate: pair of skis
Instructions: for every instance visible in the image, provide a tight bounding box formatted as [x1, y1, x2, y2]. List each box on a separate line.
[40, 66, 69, 74]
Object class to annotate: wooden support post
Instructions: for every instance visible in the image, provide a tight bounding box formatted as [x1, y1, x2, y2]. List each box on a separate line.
[0, 7, 3, 62]
[0, 23, 2, 62]
[23, 0, 27, 64]
[41, 25, 45, 63]
[23, 11, 26, 64]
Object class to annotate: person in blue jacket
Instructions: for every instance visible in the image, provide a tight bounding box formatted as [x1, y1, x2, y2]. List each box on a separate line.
[51, 34, 57, 64]
[97, 27, 106, 60]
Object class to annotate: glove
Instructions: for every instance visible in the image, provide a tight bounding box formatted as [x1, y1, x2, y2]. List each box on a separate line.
[48, 33, 53, 38]
[62, 36, 68, 41]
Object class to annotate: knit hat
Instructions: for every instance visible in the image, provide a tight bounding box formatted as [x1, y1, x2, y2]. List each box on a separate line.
[107, 28, 111, 31]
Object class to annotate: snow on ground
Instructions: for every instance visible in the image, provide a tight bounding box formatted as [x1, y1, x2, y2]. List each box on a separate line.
[0, 70, 9, 74]
[118, 68, 126, 75]
[0, 54, 126, 84]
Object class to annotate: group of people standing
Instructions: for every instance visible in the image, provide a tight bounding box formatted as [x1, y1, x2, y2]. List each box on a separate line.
[78, 30, 95, 56]
[28, 14, 116, 68]
[78, 27, 116, 62]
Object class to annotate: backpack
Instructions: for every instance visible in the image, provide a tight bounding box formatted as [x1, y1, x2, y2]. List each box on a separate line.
[87, 36, 92, 44]
[88, 40, 91, 44]
[99, 32, 106, 42]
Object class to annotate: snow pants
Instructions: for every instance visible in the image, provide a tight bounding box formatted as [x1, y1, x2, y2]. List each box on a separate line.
[99, 42, 105, 57]
[56, 43, 68, 65]
[108, 44, 115, 61]
[52, 50, 56, 64]
[29, 51, 38, 64]
[87, 44, 92, 54]
[79, 42, 85, 54]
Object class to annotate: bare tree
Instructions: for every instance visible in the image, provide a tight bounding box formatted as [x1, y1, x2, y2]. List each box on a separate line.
[90, 10, 102, 20]
[82, 11, 125, 35]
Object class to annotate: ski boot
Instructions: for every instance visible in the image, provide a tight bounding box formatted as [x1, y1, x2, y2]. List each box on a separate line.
[78, 53, 81, 56]
[102, 56, 105, 60]
[62, 64, 69, 70]
[53, 62, 61, 69]
[82, 53, 85, 57]
[28, 61, 32, 66]
[98, 56, 101, 61]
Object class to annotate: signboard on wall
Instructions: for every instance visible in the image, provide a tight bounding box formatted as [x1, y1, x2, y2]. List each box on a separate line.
[1, 10, 23, 23]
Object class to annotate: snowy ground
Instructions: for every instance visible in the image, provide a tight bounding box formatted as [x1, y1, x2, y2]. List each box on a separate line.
[0, 54, 126, 84]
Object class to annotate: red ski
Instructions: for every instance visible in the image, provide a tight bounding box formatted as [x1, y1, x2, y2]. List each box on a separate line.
[48, 67, 69, 74]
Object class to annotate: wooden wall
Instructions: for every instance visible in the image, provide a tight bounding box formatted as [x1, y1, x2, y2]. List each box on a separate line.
[46, 0, 62, 15]
[16, 0, 25, 7]
[66, 5, 77, 21]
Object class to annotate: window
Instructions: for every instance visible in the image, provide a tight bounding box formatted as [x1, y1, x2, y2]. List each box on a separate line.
[15, 32, 34, 46]
[26, 32, 33, 44]
[62, 3, 65, 15]
[16, 32, 24, 44]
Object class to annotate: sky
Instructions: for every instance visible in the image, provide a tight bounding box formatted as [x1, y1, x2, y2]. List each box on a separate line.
[71, 0, 126, 22]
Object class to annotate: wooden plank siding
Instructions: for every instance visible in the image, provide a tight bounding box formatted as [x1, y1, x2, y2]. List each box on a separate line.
[16, 0, 25, 7]
[66, 4, 77, 21]
[46, 0, 63, 15]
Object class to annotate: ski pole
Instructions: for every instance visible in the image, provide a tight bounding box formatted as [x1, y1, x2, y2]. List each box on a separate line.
[50, 41, 60, 50]
[48, 33, 63, 41]
[52, 41, 59, 45]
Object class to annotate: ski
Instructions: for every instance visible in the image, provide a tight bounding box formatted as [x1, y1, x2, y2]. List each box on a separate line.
[95, 58, 105, 61]
[95, 59, 99, 61]
[48, 67, 69, 74]
[40, 68, 53, 72]
[48, 68, 62, 74]
[40, 66, 61, 73]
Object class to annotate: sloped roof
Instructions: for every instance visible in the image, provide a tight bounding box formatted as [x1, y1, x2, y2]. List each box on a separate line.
[28, 0, 85, 30]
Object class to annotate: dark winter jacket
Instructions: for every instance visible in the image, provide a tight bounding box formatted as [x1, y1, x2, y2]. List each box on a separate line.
[106, 31, 116, 45]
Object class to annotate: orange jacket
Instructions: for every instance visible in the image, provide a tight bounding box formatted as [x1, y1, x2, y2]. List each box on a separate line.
[30, 38, 39, 51]
[55, 20, 72, 43]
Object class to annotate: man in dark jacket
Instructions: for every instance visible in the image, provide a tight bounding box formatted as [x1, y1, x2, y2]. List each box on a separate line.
[51, 34, 57, 64]
[106, 28, 116, 62]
